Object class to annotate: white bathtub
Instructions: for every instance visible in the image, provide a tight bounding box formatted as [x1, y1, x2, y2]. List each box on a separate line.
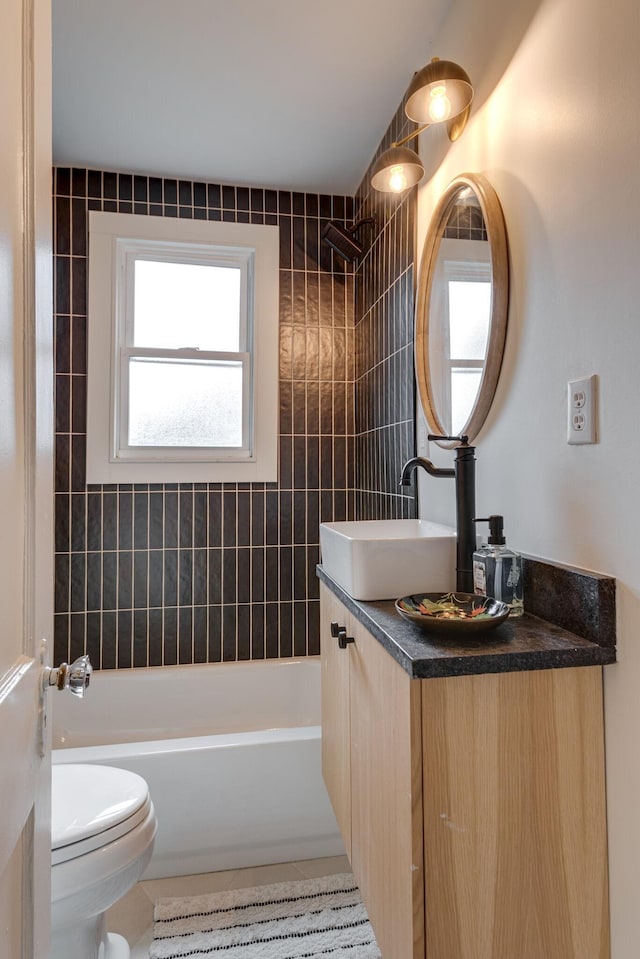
[52, 657, 343, 879]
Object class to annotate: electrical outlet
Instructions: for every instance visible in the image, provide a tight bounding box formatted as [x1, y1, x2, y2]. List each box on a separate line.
[567, 375, 597, 444]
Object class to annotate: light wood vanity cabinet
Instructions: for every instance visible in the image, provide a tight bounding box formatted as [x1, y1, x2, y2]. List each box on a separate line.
[320, 582, 611, 959]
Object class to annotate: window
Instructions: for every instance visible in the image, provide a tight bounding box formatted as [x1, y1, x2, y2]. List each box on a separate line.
[446, 268, 491, 435]
[429, 238, 491, 435]
[87, 212, 279, 483]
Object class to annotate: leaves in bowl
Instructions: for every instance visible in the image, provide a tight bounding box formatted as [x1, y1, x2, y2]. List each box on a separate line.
[395, 592, 511, 636]
[403, 593, 493, 620]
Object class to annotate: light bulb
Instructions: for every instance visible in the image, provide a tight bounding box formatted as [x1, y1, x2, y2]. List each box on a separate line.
[388, 165, 408, 193]
[429, 84, 451, 123]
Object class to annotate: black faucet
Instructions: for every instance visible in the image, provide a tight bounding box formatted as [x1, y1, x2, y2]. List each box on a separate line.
[399, 435, 476, 593]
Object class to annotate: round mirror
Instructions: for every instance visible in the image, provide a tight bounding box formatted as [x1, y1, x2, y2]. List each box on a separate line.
[415, 173, 509, 447]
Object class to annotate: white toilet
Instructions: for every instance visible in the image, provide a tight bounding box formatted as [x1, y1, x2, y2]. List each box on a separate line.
[51, 763, 157, 959]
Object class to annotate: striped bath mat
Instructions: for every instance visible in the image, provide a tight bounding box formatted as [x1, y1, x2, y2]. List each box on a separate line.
[150, 872, 381, 958]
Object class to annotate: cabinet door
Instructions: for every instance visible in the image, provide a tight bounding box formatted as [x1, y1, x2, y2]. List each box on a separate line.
[421, 667, 610, 959]
[320, 584, 352, 858]
[349, 616, 425, 959]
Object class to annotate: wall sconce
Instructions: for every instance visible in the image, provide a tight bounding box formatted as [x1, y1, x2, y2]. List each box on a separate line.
[371, 58, 473, 194]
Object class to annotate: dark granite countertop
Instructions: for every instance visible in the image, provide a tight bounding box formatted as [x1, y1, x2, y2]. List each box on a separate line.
[317, 565, 617, 679]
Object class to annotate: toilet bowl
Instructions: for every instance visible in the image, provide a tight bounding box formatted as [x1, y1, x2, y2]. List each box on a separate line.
[51, 763, 157, 959]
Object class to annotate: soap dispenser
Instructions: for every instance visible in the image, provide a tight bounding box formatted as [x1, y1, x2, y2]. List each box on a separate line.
[472, 515, 524, 617]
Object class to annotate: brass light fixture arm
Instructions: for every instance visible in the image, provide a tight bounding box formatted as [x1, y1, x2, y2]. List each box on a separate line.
[391, 123, 430, 148]
[391, 104, 470, 149]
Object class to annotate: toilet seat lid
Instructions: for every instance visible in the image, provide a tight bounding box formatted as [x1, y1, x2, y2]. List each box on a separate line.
[51, 763, 150, 851]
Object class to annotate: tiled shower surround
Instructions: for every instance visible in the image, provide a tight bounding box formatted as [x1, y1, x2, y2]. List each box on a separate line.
[53, 168, 356, 668]
[53, 112, 418, 668]
[353, 100, 417, 520]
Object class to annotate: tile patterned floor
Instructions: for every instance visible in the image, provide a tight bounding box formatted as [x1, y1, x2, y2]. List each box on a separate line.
[106, 855, 352, 958]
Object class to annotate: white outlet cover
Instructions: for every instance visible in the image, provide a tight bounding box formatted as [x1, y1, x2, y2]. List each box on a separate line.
[567, 374, 597, 444]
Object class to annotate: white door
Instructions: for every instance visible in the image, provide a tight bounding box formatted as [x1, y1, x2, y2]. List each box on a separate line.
[0, 0, 53, 956]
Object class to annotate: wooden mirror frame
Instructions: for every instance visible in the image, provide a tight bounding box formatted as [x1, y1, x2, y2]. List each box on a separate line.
[415, 173, 509, 448]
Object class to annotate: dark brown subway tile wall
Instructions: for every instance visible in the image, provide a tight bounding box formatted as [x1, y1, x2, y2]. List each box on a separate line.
[53, 167, 355, 668]
[353, 101, 418, 519]
[443, 199, 488, 240]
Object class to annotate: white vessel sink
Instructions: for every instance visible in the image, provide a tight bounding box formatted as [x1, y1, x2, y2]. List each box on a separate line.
[319, 519, 456, 601]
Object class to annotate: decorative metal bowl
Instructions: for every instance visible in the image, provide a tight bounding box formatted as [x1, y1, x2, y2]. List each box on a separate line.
[395, 592, 510, 636]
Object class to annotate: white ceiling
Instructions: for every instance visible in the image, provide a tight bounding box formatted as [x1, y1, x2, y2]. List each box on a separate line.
[52, 0, 451, 196]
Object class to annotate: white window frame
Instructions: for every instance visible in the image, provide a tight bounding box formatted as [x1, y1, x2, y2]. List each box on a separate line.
[87, 212, 279, 483]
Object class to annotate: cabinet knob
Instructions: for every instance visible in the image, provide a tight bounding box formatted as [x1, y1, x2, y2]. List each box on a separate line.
[338, 630, 355, 649]
[331, 623, 355, 649]
[330, 621, 354, 649]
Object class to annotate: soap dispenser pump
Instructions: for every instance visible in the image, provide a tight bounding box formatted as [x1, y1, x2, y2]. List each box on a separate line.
[472, 515, 524, 617]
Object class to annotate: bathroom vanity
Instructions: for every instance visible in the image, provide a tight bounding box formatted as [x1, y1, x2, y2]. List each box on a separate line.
[319, 567, 615, 959]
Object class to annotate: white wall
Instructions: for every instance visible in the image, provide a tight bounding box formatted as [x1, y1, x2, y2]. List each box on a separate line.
[415, 0, 640, 954]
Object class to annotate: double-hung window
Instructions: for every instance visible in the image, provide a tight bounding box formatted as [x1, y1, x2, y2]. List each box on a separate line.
[429, 238, 491, 435]
[87, 213, 279, 483]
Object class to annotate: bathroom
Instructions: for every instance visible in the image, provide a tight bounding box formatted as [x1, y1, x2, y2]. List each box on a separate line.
[0, 0, 638, 955]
